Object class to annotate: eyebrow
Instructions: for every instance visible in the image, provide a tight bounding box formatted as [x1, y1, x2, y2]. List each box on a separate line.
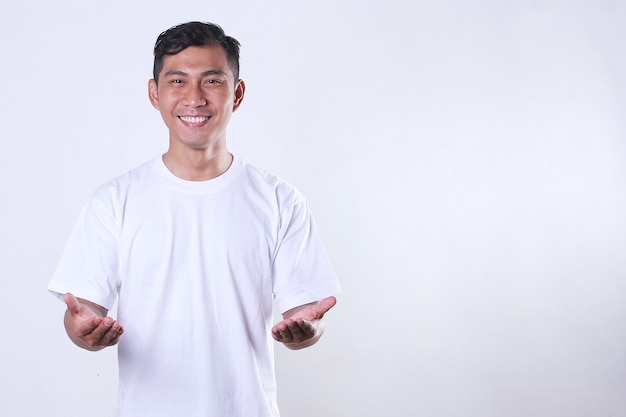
[163, 69, 228, 78]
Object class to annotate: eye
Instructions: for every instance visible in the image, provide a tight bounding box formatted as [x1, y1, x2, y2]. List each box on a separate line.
[205, 79, 223, 86]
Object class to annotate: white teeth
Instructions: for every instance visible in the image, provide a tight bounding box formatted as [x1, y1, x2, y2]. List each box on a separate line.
[180, 116, 209, 123]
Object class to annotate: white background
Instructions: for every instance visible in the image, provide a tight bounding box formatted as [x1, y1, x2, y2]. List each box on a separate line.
[1, 1, 625, 416]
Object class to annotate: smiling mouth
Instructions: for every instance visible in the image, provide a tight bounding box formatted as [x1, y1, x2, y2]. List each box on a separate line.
[179, 116, 210, 123]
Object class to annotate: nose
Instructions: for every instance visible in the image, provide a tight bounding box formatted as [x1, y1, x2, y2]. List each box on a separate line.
[184, 84, 207, 107]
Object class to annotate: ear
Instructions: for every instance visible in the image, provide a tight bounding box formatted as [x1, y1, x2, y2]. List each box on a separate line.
[148, 79, 160, 110]
[232, 79, 246, 112]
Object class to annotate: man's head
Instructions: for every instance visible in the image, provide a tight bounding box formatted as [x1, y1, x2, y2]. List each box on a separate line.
[153, 22, 241, 84]
[148, 22, 246, 160]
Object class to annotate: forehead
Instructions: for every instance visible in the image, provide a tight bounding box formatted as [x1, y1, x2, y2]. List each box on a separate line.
[159, 45, 233, 78]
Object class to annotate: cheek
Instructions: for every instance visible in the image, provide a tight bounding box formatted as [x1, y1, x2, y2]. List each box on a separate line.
[156, 95, 180, 113]
[216, 93, 236, 109]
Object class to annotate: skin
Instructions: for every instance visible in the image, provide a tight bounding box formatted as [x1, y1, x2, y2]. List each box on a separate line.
[63, 44, 336, 351]
[63, 293, 123, 351]
[148, 45, 245, 181]
[272, 296, 337, 349]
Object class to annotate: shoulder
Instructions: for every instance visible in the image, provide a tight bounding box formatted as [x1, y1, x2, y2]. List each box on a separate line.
[87, 158, 157, 211]
[237, 158, 305, 205]
[93, 158, 155, 194]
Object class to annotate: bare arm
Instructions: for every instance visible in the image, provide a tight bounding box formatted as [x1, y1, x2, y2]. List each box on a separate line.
[63, 293, 124, 351]
[271, 296, 336, 350]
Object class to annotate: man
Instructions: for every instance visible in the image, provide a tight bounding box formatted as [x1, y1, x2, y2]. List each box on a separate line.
[48, 21, 340, 417]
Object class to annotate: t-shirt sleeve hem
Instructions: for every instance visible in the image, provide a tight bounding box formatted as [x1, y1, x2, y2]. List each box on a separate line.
[276, 284, 342, 315]
[47, 281, 115, 311]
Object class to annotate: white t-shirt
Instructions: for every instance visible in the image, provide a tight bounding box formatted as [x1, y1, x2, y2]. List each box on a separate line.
[48, 155, 340, 417]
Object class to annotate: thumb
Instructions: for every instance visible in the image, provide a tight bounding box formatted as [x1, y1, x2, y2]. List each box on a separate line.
[316, 296, 337, 317]
[64, 293, 82, 315]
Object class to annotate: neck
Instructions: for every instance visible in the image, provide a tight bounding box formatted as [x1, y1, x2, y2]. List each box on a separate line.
[162, 147, 233, 181]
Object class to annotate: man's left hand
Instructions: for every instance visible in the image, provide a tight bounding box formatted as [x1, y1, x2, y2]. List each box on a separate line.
[271, 296, 337, 349]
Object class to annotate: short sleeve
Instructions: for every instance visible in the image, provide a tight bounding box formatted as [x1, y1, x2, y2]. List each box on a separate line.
[47, 187, 120, 310]
[271, 191, 341, 314]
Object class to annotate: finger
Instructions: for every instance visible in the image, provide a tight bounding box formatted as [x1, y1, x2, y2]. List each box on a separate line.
[103, 323, 124, 346]
[271, 325, 282, 337]
[90, 318, 119, 344]
[108, 332, 123, 346]
[290, 319, 315, 339]
[278, 325, 294, 341]
[64, 293, 82, 315]
[316, 296, 337, 317]
[77, 316, 104, 337]
[285, 319, 315, 343]
[271, 330, 285, 343]
[273, 319, 297, 342]
[271, 318, 292, 335]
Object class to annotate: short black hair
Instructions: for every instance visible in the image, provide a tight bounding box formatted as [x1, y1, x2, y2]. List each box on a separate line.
[153, 21, 241, 83]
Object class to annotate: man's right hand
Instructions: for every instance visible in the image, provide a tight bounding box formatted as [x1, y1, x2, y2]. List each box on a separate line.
[63, 293, 124, 351]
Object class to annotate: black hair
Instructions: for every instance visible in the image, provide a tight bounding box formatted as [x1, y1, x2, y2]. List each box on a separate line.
[153, 21, 240, 83]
